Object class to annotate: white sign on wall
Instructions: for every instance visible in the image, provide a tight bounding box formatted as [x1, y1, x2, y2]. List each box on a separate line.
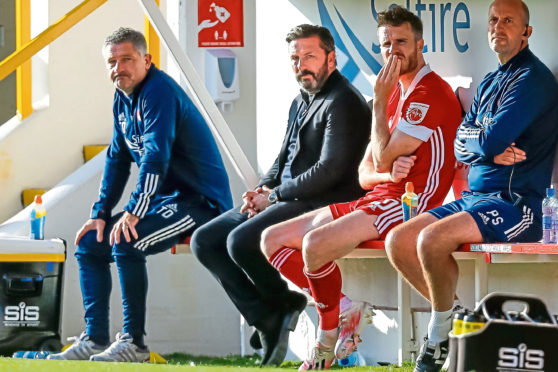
[290, 0, 558, 98]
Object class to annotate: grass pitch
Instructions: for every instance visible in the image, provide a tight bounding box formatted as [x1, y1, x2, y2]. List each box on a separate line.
[0, 354, 416, 371]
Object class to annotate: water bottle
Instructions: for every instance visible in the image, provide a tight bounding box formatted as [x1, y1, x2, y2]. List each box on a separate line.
[12, 350, 51, 359]
[338, 351, 365, 367]
[542, 187, 555, 244]
[552, 190, 558, 244]
[451, 309, 468, 336]
[402, 182, 419, 221]
[462, 312, 486, 334]
[30, 195, 46, 240]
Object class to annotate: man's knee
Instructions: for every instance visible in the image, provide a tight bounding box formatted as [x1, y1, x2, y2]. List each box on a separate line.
[417, 226, 442, 269]
[385, 224, 413, 264]
[190, 222, 220, 264]
[227, 225, 259, 265]
[75, 230, 107, 258]
[260, 225, 281, 259]
[301, 230, 324, 272]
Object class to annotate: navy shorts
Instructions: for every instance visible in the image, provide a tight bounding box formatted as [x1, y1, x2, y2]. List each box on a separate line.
[427, 191, 542, 243]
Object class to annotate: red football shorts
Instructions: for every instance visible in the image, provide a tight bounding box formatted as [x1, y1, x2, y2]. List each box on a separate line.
[329, 193, 403, 240]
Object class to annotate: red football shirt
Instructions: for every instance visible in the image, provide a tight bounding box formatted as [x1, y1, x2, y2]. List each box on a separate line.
[370, 65, 462, 213]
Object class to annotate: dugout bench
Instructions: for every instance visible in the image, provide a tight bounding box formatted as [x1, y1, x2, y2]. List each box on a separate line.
[170, 160, 558, 364]
[171, 236, 558, 364]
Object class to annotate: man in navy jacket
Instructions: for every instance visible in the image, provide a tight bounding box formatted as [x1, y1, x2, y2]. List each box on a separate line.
[386, 1, 558, 371]
[49, 27, 232, 362]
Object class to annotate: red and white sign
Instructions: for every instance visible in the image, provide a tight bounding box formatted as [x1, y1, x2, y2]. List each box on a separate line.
[198, 0, 244, 47]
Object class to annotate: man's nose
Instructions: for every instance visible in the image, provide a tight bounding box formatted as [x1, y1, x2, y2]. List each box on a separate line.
[493, 19, 504, 31]
[115, 61, 125, 73]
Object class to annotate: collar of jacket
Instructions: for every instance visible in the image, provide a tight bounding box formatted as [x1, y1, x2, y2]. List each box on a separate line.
[299, 69, 342, 103]
[498, 46, 532, 71]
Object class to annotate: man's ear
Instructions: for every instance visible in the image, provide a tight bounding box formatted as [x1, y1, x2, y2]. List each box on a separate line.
[524, 25, 532, 38]
[328, 50, 336, 69]
[144, 53, 152, 68]
[417, 38, 425, 52]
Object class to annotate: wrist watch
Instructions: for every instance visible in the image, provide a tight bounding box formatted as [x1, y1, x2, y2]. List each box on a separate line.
[268, 189, 278, 204]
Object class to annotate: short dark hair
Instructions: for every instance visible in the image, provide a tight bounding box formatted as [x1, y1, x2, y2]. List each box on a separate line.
[285, 24, 335, 54]
[377, 6, 423, 41]
[104, 27, 147, 55]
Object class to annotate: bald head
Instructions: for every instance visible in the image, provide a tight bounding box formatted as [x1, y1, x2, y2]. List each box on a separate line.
[489, 0, 530, 25]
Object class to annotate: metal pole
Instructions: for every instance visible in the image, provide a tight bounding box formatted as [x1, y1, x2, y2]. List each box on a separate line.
[137, 0, 259, 190]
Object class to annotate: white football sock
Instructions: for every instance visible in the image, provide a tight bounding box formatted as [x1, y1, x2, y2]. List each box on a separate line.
[317, 328, 338, 350]
[427, 308, 453, 343]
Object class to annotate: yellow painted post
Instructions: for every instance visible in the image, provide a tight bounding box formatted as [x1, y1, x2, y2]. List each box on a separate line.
[145, 0, 160, 67]
[16, 0, 32, 120]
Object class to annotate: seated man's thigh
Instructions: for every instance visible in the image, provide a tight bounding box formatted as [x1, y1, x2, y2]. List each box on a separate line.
[460, 194, 539, 243]
[332, 197, 402, 240]
[116, 197, 219, 256]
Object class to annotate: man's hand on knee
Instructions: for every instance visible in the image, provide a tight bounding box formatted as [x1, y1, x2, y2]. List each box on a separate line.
[110, 212, 139, 245]
[75, 218, 106, 245]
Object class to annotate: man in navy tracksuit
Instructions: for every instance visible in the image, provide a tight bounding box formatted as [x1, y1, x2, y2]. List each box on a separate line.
[49, 28, 232, 362]
[386, 1, 558, 371]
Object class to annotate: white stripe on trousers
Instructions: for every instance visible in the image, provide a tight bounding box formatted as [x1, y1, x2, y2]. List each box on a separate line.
[134, 215, 193, 250]
[137, 220, 196, 251]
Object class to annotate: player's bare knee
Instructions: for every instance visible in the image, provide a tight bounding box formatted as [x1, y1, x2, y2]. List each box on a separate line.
[260, 226, 280, 258]
[301, 231, 324, 272]
[417, 227, 440, 268]
[385, 226, 405, 261]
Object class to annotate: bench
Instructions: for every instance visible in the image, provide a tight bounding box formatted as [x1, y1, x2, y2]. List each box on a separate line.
[171, 233, 558, 363]
[168, 165, 557, 363]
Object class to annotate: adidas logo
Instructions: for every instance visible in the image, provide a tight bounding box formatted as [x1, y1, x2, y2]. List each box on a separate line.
[477, 212, 490, 225]
[166, 204, 178, 213]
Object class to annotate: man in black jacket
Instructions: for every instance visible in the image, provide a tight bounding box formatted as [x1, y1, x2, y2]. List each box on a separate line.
[190, 24, 371, 366]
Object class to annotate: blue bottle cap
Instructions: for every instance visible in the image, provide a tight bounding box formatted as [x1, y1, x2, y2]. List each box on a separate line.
[547, 188, 555, 197]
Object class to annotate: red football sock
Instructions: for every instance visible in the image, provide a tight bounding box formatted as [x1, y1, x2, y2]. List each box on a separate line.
[268, 247, 311, 295]
[305, 262, 342, 330]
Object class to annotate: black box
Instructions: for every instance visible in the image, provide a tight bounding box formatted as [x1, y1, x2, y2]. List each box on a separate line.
[448, 292, 558, 372]
[0, 238, 65, 355]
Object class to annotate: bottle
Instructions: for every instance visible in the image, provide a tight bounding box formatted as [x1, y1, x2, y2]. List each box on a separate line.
[462, 312, 486, 334]
[552, 188, 558, 244]
[338, 351, 365, 367]
[12, 350, 51, 359]
[402, 182, 419, 221]
[30, 195, 46, 240]
[452, 309, 468, 336]
[542, 187, 556, 244]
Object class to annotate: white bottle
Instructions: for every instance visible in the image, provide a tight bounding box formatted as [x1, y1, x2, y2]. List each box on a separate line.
[552, 189, 558, 244]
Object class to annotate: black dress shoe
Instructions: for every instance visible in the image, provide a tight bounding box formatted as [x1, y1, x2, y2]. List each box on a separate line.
[249, 330, 262, 350]
[260, 291, 308, 366]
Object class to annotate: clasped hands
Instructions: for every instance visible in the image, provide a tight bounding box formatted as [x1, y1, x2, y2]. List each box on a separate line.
[240, 186, 273, 218]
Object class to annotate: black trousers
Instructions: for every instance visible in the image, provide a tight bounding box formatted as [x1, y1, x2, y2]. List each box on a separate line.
[190, 200, 323, 326]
